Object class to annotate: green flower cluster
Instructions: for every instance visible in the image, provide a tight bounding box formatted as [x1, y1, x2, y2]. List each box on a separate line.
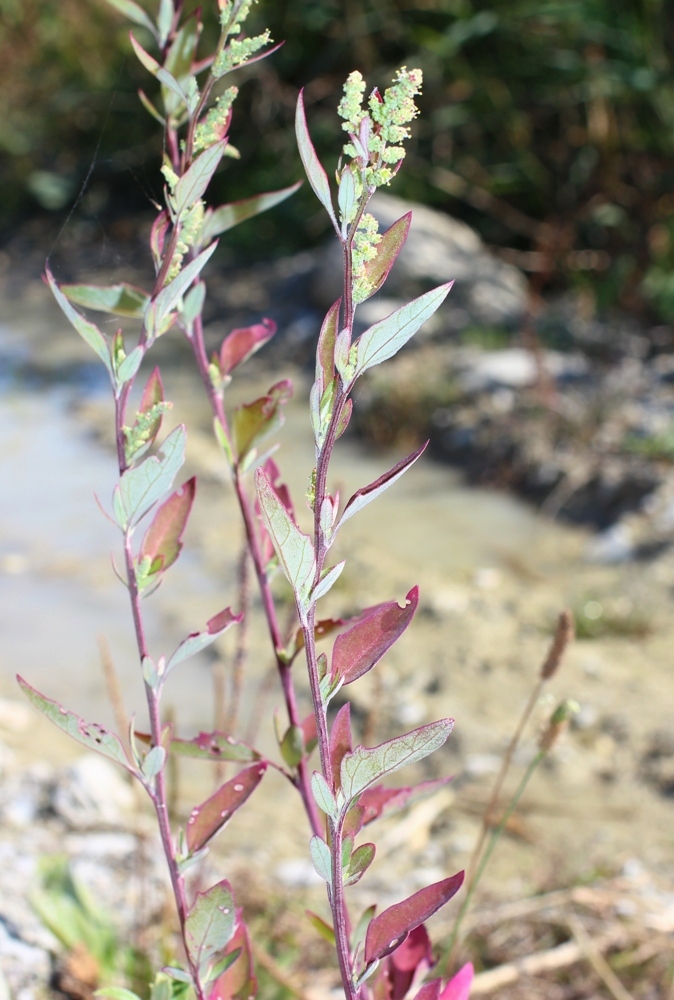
[338, 66, 423, 189]
[193, 87, 238, 153]
[212, 30, 272, 79]
[352, 213, 382, 303]
[160, 161, 205, 281]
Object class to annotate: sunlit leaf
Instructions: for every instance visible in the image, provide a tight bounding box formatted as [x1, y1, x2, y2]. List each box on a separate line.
[331, 586, 418, 685]
[140, 476, 196, 574]
[219, 319, 276, 376]
[360, 213, 411, 302]
[232, 380, 292, 463]
[118, 425, 186, 526]
[17, 676, 134, 773]
[339, 442, 427, 529]
[340, 719, 454, 805]
[166, 608, 242, 674]
[200, 183, 302, 244]
[310, 771, 337, 819]
[186, 762, 267, 853]
[255, 468, 316, 610]
[312, 561, 345, 602]
[175, 142, 225, 217]
[61, 282, 150, 318]
[315, 299, 340, 392]
[353, 282, 453, 380]
[46, 267, 111, 373]
[295, 90, 338, 232]
[364, 873, 465, 964]
[185, 880, 236, 980]
[146, 242, 217, 339]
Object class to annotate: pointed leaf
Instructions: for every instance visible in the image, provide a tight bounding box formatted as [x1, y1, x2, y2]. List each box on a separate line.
[164, 15, 199, 85]
[341, 719, 454, 805]
[46, 267, 111, 372]
[310, 836, 332, 883]
[332, 586, 418, 685]
[360, 213, 411, 302]
[316, 299, 341, 391]
[61, 282, 150, 318]
[187, 762, 267, 853]
[295, 90, 338, 231]
[142, 744, 166, 780]
[312, 561, 345, 603]
[118, 424, 186, 526]
[390, 925, 434, 1000]
[339, 442, 427, 529]
[439, 963, 474, 1000]
[166, 608, 242, 673]
[139, 88, 165, 124]
[329, 703, 352, 790]
[147, 243, 218, 339]
[306, 911, 335, 945]
[255, 468, 316, 609]
[200, 183, 302, 244]
[130, 33, 189, 107]
[103, 0, 157, 36]
[185, 880, 237, 978]
[364, 873, 465, 964]
[175, 142, 225, 217]
[207, 912, 256, 1000]
[140, 476, 196, 573]
[220, 319, 276, 376]
[353, 283, 453, 380]
[17, 676, 134, 773]
[117, 346, 144, 385]
[338, 165, 357, 225]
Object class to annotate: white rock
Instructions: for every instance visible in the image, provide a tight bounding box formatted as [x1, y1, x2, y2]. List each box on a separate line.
[52, 754, 135, 829]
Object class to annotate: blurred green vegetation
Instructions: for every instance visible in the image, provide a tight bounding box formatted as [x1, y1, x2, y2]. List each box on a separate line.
[2, 0, 674, 319]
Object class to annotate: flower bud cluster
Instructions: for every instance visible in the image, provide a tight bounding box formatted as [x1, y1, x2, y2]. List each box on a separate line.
[213, 30, 272, 79]
[194, 87, 238, 153]
[352, 213, 382, 303]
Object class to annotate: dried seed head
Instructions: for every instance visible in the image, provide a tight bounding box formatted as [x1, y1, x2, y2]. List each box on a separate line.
[540, 609, 574, 680]
[539, 698, 579, 753]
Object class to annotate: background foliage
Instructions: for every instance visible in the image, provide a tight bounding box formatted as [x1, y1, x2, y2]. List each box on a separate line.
[2, 0, 674, 318]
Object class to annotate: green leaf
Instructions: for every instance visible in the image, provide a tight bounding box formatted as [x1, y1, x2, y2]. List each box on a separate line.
[340, 719, 454, 806]
[160, 969, 193, 985]
[200, 183, 301, 244]
[139, 89, 165, 124]
[61, 282, 150, 318]
[116, 346, 144, 385]
[312, 561, 345, 603]
[254, 468, 316, 612]
[157, 0, 173, 46]
[232, 380, 292, 464]
[309, 836, 332, 883]
[175, 143, 225, 217]
[345, 843, 375, 886]
[360, 213, 412, 302]
[46, 268, 112, 374]
[311, 771, 338, 819]
[306, 911, 335, 945]
[142, 745, 166, 780]
[118, 424, 186, 526]
[145, 730, 259, 763]
[146, 243, 217, 339]
[185, 880, 236, 980]
[315, 299, 340, 391]
[338, 443, 428, 529]
[166, 608, 242, 674]
[182, 281, 206, 325]
[17, 676, 134, 773]
[102, 0, 157, 36]
[295, 90, 338, 232]
[353, 282, 453, 380]
[338, 165, 357, 225]
[130, 33, 189, 107]
[280, 725, 304, 768]
[96, 989, 144, 1000]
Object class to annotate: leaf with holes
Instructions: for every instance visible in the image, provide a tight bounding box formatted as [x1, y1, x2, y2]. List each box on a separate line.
[166, 608, 242, 674]
[140, 476, 195, 574]
[17, 676, 134, 773]
[185, 880, 237, 980]
[295, 90, 338, 231]
[186, 763, 267, 853]
[255, 468, 315, 610]
[331, 586, 418, 685]
[353, 283, 453, 380]
[62, 282, 150, 318]
[341, 719, 454, 805]
[200, 183, 302, 245]
[339, 443, 428, 529]
[118, 425, 186, 526]
[364, 873, 465, 964]
[139, 730, 260, 763]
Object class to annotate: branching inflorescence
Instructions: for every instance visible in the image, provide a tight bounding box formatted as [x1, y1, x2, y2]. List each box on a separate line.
[20, 2, 474, 999]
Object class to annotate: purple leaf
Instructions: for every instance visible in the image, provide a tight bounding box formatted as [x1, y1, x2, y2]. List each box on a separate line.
[329, 703, 352, 789]
[150, 211, 170, 267]
[340, 442, 428, 528]
[166, 608, 242, 674]
[340, 719, 454, 804]
[360, 777, 452, 827]
[144, 730, 260, 763]
[301, 712, 318, 755]
[17, 676, 134, 773]
[232, 380, 293, 464]
[360, 213, 411, 302]
[389, 925, 433, 1000]
[364, 873, 465, 964]
[414, 981, 442, 1000]
[200, 183, 302, 244]
[353, 282, 454, 380]
[332, 586, 418, 686]
[220, 319, 276, 376]
[335, 397, 352, 440]
[140, 476, 196, 573]
[439, 963, 474, 1000]
[208, 911, 257, 1000]
[185, 879, 237, 981]
[186, 762, 267, 853]
[295, 90, 338, 232]
[316, 299, 341, 391]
